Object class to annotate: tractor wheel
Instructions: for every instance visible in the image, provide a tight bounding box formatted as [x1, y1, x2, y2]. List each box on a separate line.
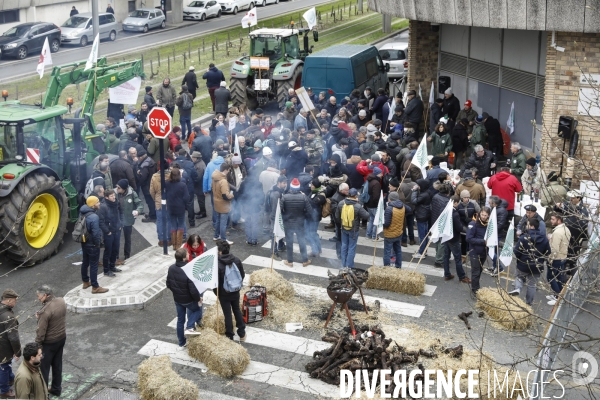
[230, 78, 258, 109]
[276, 65, 303, 106]
[0, 173, 67, 266]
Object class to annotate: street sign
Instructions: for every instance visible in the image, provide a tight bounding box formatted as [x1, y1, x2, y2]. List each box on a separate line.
[147, 107, 172, 139]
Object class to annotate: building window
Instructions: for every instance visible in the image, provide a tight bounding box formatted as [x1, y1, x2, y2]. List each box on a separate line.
[0, 10, 19, 24]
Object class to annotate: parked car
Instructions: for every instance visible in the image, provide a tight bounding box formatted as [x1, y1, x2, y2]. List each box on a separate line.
[378, 41, 408, 80]
[183, 1, 222, 21]
[257, 0, 279, 6]
[218, 0, 254, 14]
[123, 8, 166, 32]
[60, 12, 117, 46]
[0, 22, 61, 60]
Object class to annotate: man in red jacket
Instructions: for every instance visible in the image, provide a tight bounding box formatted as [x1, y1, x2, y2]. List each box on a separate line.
[356, 153, 389, 181]
[487, 166, 523, 221]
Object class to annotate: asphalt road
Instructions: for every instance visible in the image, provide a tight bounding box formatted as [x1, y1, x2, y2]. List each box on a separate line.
[0, 0, 337, 83]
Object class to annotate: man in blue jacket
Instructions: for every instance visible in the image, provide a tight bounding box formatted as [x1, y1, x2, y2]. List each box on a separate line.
[79, 196, 109, 294]
[203, 155, 225, 229]
[202, 63, 225, 112]
[509, 218, 551, 305]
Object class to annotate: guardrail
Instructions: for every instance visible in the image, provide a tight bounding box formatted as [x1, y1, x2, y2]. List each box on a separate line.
[528, 229, 600, 399]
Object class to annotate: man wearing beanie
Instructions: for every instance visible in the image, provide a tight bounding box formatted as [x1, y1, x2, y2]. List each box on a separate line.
[284, 141, 309, 181]
[143, 86, 157, 109]
[442, 87, 460, 122]
[176, 85, 194, 140]
[522, 157, 542, 195]
[335, 188, 370, 268]
[78, 196, 108, 294]
[280, 178, 312, 267]
[116, 179, 144, 264]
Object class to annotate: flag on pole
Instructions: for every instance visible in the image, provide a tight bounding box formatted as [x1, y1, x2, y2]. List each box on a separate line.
[234, 134, 241, 156]
[373, 190, 385, 234]
[303, 7, 317, 30]
[400, 79, 408, 106]
[486, 207, 499, 258]
[387, 96, 396, 121]
[273, 198, 285, 242]
[430, 199, 454, 243]
[241, 7, 258, 27]
[506, 101, 515, 134]
[36, 37, 53, 79]
[429, 81, 435, 105]
[499, 218, 515, 267]
[411, 134, 429, 179]
[84, 34, 100, 71]
[418, 83, 423, 101]
[181, 246, 219, 295]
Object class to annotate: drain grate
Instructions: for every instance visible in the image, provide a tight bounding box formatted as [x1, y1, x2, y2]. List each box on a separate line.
[90, 388, 139, 400]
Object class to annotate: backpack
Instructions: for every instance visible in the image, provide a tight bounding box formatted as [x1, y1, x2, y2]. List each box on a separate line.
[72, 214, 89, 243]
[358, 180, 370, 204]
[264, 190, 274, 213]
[321, 196, 331, 218]
[223, 262, 243, 293]
[242, 285, 268, 323]
[341, 203, 355, 230]
[181, 93, 193, 110]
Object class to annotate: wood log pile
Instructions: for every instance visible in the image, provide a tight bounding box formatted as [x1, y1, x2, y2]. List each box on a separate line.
[305, 325, 464, 392]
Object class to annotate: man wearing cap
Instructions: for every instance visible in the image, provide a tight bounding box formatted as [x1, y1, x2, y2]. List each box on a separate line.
[442, 88, 461, 121]
[144, 86, 157, 109]
[509, 142, 527, 182]
[176, 85, 194, 141]
[90, 154, 114, 192]
[517, 204, 546, 236]
[283, 101, 298, 123]
[182, 66, 199, 100]
[214, 81, 231, 116]
[403, 90, 424, 127]
[202, 63, 225, 112]
[118, 128, 144, 156]
[469, 115, 487, 153]
[522, 158, 542, 195]
[351, 109, 369, 128]
[79, 196, 108, 293]
[116, 179, 144, 263]
[191, 151, 207, 219]
[461, 144, 497, 180]
[251, 146, 273, 178]
[456, 100, 477, 134]
[426, 156, 444, 185]
[156, 78, 177, 117]
[455, 169, 486, 208]
[547, 213, 571, 305]
[136, 149, 157, 222]
[0, 289, 21, 399]
[450, 118, 470, 169]
[335, 188, 370, 268]
[284, 141, 308, 180]
[281, 178, 312, 267]
[125, 105, 137, 121]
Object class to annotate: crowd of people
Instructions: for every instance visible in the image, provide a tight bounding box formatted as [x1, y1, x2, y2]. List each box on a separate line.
[84, 74, 593, 340]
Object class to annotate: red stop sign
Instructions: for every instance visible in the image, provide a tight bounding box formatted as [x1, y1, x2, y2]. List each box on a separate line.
[147, 107, 172, 139]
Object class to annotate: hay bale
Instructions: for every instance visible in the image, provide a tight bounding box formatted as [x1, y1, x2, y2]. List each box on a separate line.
[476, 288, 533, 331]
[138, 355, 198, 400]
[202, 304, 226, 335]
[365, 266, 426, 296]
[249, 269, 294, 300]
[188, 328, 250, 378]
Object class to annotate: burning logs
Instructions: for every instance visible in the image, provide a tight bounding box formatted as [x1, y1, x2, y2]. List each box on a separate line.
[305, 325, 462, 391]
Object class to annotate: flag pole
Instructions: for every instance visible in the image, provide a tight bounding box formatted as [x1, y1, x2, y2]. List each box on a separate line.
[412, 239, 434, 272]
[215, 284, 220, 333]
[372, 238, 377, 266]
[406, 227, 433, 268]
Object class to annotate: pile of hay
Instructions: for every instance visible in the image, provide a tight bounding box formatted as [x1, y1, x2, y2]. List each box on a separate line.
[365, 266, 426, 296]
[138, 355, 198, 400]
[476, 287, 533, 331]
[202, 303, 226, 335]
[249, 269, 294, 300]
[188, 328, 250, 378]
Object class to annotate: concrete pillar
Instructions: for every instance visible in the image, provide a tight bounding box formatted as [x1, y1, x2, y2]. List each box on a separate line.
[357, 0, 363, 12]
[171, 0, 183, 23]
[382, 14, 391, 33]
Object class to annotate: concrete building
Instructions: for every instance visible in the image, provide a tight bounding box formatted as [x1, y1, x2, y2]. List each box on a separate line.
[0, 0, 163, 33]
[370, 0, 600, 181]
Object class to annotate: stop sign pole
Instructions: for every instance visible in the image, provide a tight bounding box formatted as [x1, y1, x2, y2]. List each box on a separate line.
[147, 107, 172, 255]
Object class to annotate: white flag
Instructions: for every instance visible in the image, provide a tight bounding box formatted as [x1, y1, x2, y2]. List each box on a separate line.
[506, 101, 515, 134]
[400, 79, 408, 105]
[411, 134, 429, 179]
[303, 7, 317, 30]
[273, 198, 285, 242]
[499, 218, 515, 268]
[373, 190, 385, 234]
[429, 81, 435, 105]
[84, 34, 100, 71]
[430, 199, 454, 243]
[181, 247, 219, 295]
[234, 134, 241, 156]
[387, 96, 396, 121]
[241, 7, 257, 27]
[36, 37, 53, 79]
[418, 83, 423, 101]
[486, 207, 499, 258]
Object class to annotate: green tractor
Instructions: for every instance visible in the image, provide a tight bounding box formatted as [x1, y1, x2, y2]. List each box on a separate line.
[0, 57, 144, 265]
[229, 27, 318, 109]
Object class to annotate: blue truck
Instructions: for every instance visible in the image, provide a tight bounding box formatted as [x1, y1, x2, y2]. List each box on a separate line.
[301, 44, 389, 102]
